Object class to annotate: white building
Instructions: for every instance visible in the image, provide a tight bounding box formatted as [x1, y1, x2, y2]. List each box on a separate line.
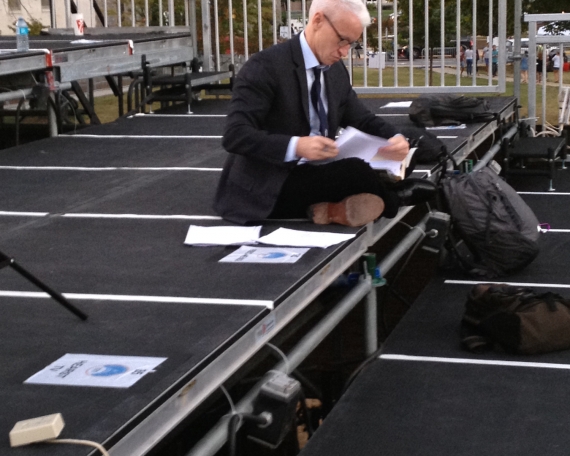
[0, 0, 78, 38]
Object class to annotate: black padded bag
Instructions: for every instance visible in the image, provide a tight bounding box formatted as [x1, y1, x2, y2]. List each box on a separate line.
[462, 283, 570, 355]
[440, 167, 540, 278]
[409, 94, 496, 127]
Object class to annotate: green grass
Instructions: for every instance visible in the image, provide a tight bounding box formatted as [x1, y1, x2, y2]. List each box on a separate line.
[90, 66, 568, 126]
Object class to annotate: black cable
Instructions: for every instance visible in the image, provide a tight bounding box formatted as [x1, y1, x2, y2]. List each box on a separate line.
[380, 231, 427, 333]
[340, 345, 384, 397]
[388, 232, 425, 291]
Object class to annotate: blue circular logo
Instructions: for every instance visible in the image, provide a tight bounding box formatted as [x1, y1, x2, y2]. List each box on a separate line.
[87, 364, 128, 377]
[259, 252, 287, 259]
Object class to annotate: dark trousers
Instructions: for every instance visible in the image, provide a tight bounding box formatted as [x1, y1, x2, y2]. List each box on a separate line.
[269, 158, 400, 219]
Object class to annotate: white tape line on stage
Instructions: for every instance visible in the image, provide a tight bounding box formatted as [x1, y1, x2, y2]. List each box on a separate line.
[0, 211, 48, 217]
[518, 192, 570, 196]
[445, 279, 570, 288]
[0, 166, 222, 171]
[0, 211, 222, 220]
[0, 290, 273, 308]
[61, 213, 223, 220]
[61, 134, 223, 139]
[132, 113, 227, 118]
[380, 354, 570, 370]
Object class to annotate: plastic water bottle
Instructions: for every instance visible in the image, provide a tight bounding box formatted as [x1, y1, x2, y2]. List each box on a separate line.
[16, 17, 29, 53]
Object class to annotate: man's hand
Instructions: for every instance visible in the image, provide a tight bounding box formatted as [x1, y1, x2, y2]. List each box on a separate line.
[377, 135, 410, 161]
[296, 136, 339, 161]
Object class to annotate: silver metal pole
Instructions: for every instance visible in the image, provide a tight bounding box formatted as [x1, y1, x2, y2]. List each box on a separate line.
[528, 20, 537, 130]
[497, 0, 506, 92]
[214, 0, 221, 70]
[513, 0, 522, 103]
[257, 0, 262, 51]
[377, 214, 429, 277]
[364, 284, 377, 355]
[439, 0, 444, 86]
[424, 0, 428, 86]
[472, 124, 518, 171]
[202, 0, 213, 70]
[185, 278, 373, 456]
[169, 0, 175, 26]
[393, 0, 398, 86]
[244, 0, 250, 60]
[131, 0, 136, 26]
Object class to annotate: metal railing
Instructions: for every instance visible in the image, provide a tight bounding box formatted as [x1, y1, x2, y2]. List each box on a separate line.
[523, 13, 570, 133]
[53, 0, 507, 94]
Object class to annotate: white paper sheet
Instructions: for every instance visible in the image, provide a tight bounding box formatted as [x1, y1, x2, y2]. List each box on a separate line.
[184, 225, 261, 246]
[257, 228, 355, 248]
[24, 354, 167, 388]
[380, 101, 413, 108]
[334, 126, 390, 162]
[219, 246, 310, 263]
[426, 124, 466, 130]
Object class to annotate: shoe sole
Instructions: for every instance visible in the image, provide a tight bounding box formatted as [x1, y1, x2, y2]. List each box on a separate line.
[310, 193, 385, 227]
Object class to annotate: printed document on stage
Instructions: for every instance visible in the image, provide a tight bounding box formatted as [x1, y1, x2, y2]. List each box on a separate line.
[24, 354, 167, 388]
[184, 225, 262, 246]
[257, 228, 355, 248]
[220, 246, 310, 263]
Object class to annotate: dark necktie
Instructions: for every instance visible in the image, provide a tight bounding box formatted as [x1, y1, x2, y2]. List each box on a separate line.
[311, 67, 328, 137]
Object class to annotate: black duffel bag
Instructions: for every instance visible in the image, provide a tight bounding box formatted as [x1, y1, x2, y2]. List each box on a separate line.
[462, 283, 570, 355]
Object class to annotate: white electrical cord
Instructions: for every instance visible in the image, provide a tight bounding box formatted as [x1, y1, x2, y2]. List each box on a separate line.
[46, 438, 109, 456]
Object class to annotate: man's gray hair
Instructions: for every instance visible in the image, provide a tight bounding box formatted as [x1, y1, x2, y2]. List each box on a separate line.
[309, 0, 371, 28]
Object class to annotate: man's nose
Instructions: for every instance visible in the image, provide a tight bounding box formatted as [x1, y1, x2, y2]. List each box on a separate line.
[339, 45, 350, 57]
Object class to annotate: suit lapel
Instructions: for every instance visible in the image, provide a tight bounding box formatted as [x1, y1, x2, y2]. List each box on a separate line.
[291, 35, 311, 126]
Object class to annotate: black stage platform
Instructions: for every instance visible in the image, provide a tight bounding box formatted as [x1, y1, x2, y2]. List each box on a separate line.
[299, 129, 570, 455]
[0, 100, 370, 456]
[0, 96, 517, 456]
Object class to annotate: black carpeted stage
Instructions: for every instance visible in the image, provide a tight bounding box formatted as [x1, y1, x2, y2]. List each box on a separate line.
[299, 124, 570, 455]
[0, 96, 519, 456]
[0, 102, 371, 456]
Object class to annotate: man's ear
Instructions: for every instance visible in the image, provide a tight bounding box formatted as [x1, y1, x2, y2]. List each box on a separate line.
[312, 11, 324, 29]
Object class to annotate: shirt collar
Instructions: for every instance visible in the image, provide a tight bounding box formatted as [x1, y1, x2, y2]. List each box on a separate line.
[300, 32, 330, 71]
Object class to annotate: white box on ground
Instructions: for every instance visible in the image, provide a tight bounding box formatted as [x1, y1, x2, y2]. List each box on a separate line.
[369, 52, 385, 69]
[9, 413, 64, 447]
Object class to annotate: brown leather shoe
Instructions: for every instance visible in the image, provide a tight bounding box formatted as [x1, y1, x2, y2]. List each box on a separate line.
[308, 193, 385, 227]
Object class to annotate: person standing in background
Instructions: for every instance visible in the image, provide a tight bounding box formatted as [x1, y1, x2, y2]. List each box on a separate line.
[483, 44, 490, 71]
[552, 50, 561, 83]
[536, 46, 544, 83]
[465, 47, 474, 77]
[520, 50, 528, 83]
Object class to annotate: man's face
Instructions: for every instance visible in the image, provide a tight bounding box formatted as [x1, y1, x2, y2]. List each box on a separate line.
[311, 11, 362, 66]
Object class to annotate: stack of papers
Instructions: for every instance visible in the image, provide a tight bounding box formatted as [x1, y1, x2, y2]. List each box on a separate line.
[314, 127, 414, 180]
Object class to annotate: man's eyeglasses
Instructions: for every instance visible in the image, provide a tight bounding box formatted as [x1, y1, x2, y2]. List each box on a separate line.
[323, 14, 360, 49]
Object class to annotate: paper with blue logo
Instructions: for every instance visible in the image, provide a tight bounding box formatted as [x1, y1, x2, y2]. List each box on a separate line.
[219, 246, 310, 263]
[24, 354, 167, 388]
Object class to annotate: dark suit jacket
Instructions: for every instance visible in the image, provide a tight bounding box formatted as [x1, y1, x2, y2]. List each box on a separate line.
[214, 34, 398, 224]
